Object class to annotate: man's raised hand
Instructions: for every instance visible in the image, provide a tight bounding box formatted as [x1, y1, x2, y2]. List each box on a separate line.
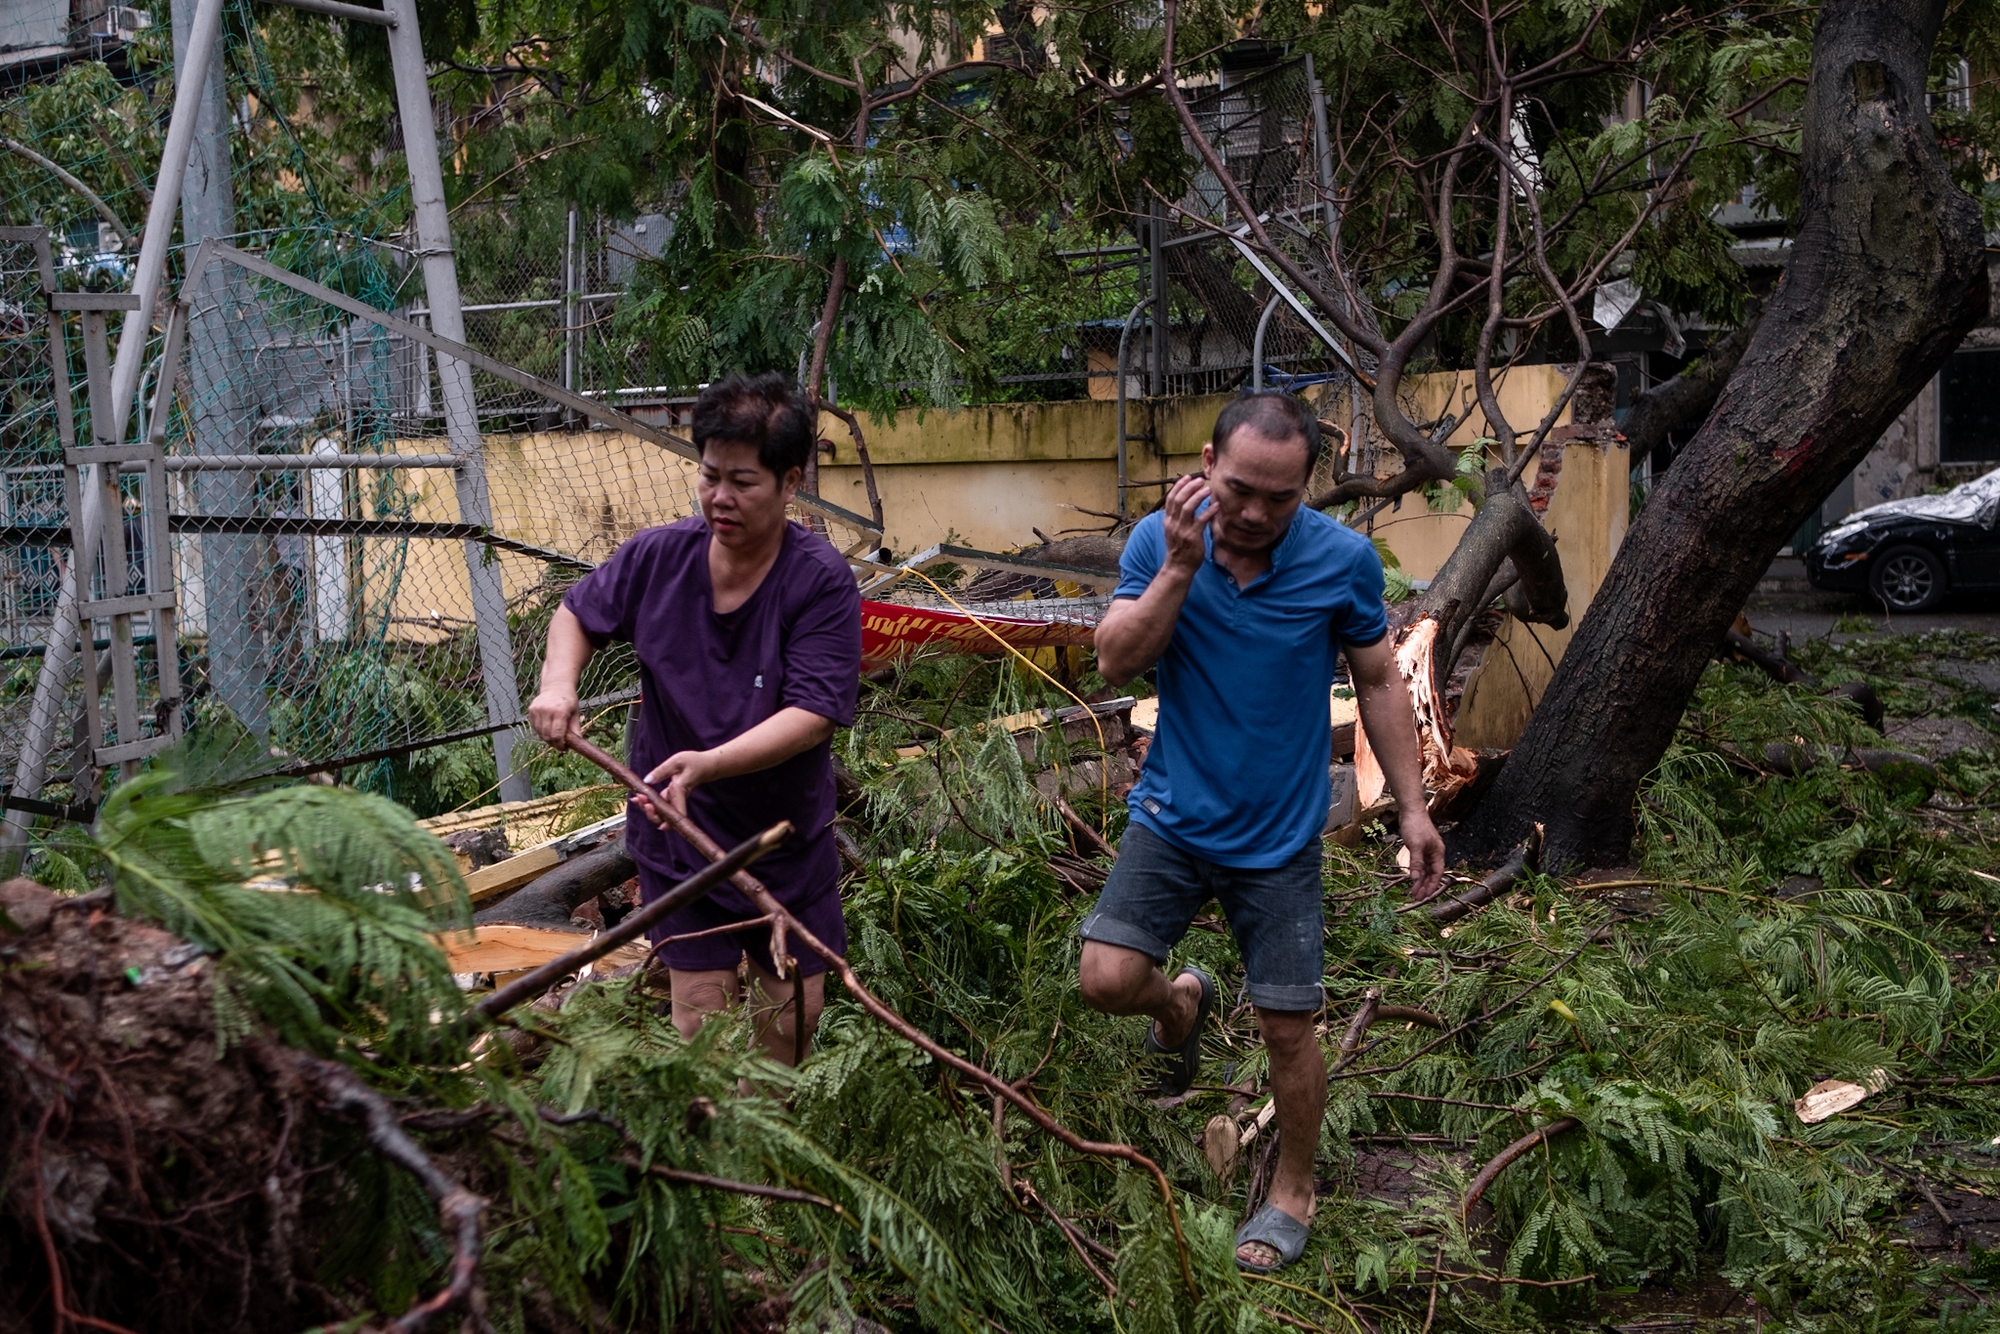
[1162, 473, 1213, 575]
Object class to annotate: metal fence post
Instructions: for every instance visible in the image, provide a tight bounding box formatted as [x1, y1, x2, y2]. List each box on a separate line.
[171, 0, 269, 741]
[1148, 197, 1168, 398]
[385, 0, 532, 803]
[564, 203, 579, 402]
[1304, 53, 1340, 246]
[107, 0, 225, 442]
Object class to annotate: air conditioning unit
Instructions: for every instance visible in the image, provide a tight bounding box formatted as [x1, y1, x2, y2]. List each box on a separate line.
[92, 6, 152, 41]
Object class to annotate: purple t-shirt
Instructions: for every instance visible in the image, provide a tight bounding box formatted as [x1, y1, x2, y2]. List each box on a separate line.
[562, 517, 861, 913]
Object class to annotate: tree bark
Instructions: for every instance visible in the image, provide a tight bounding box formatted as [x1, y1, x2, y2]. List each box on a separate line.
[474, 835, 635, 929]
[1449, 0, 1989, 870]
[1617, 309, 1762, 461]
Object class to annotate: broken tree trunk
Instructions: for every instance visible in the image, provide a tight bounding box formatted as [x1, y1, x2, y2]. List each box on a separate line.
[1355, 474, 1567, 812]
[1449, 0, 1990, 870]
[473, 833, 635, 929]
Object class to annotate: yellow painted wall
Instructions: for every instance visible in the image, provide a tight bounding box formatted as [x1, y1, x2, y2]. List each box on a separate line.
[334, 367, 1616, 646]
[1453, 435, 1633, 749]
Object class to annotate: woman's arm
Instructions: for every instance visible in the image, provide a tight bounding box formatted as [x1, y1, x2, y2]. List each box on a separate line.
[640, 707, 837, 821]
[527, 604, 597, 747]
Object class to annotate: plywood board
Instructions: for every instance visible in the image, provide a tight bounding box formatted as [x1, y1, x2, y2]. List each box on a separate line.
[437, 923, 651, 975]
[463, 845, 561, 904]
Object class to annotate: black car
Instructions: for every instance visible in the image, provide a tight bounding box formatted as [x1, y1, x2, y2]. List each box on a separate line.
[1804, 468, 2000, 611]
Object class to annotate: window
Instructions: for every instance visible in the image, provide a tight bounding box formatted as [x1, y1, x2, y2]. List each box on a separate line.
[1940, 348, 2000, 463]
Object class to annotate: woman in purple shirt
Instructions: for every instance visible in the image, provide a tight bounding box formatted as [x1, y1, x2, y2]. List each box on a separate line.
[527, 373, 861, 1064]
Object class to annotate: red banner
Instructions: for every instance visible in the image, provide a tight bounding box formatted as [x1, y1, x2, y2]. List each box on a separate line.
[860, 599, 1098, 670]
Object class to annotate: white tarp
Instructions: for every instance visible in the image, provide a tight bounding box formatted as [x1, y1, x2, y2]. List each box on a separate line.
[1834, 466, 2000, 529]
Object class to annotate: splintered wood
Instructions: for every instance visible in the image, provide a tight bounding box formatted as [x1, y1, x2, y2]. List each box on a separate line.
[1354, 617, 1479, 812]
[438, 924, 651, 979]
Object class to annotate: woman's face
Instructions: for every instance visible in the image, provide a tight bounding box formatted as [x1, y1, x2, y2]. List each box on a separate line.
[697, 439, 801, 552]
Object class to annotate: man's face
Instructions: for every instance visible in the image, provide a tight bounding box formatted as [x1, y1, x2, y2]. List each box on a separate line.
[697, 439, 800, 552]
[1200, 427, 1311, 555]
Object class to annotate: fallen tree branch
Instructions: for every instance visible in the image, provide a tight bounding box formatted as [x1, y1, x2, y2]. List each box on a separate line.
[1460, 1117, 1579, 1221]
[1721, 628, 1885, 728]
[474, 835, 635, 928]
[1410, 827, 1544, 926]
[1051, 793, 1114, 858]
[1367, 1090, 1529, 1115]
[1334, 939, 1596, 1083]
[1412, 1267, 1595, 1288]
[1374, 1005, 1445, 1029]
[1018, 1176, 1119, 1298]
[1334, 987, 1381, 1072]
[473, 824, 789, 1016]
[619, 1154, 847, 1215]
[303, 1057, 487, 1333]
[560, 730, 1200, 1296]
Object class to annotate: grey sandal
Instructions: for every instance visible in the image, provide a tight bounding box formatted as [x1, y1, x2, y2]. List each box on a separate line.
[1141, 966, 1215, 1098]
[1234, 1203, 1311, 1274]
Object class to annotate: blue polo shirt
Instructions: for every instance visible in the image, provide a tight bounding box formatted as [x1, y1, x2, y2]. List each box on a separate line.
[1119, 506, 1387, 868]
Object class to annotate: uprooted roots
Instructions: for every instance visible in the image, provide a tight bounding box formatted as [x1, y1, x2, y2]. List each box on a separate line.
[0, 881, 480, 1334]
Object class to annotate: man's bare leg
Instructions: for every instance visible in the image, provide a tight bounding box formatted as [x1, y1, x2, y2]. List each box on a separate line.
[1238, 1006, 1325, 1267]
[1078, 940, 1204, 1047]
[668, 966, 825, 1066]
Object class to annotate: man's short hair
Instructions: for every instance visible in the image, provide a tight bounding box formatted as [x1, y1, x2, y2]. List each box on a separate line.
[1212, 391, 1321, 478]
[691, 372, 815, 479]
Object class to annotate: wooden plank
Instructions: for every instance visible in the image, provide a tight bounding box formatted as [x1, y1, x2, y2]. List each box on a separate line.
[463, 845, 561, 904]
[418, 786, 617, 838]
[436, 922, 651, 975]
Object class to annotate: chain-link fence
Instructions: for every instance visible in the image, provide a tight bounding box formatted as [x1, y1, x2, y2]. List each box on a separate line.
[155, 241, 876, 807]
[1, 20, 1334, 823]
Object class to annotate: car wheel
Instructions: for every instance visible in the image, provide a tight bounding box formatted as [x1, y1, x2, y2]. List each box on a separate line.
[1868, 545, 1947, 612]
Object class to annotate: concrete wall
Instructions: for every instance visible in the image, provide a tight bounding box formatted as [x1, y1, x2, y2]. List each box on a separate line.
[1453, 435, 1633, 749]
[294, 364, 1620, 646]
[1826, 315, 2000, 523]
[818, 393, 1225, 553]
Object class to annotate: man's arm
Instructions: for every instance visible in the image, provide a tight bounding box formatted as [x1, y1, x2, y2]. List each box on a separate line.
[527, 604, 597, 746]
[641, 708, 836, 820]
[1095, 475, 1211, 685]
[1346, 637, 1446, 900]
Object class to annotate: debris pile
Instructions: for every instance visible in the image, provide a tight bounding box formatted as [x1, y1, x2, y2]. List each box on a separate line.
[3, 637, 1999, 1332]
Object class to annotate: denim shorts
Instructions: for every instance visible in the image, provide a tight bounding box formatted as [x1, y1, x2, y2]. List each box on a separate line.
[1078, 822, 1325, 1011]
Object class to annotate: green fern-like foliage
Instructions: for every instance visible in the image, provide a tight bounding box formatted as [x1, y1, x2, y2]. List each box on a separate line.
[92, 774, 473, 1060]
[53, 637, 2000, 1332]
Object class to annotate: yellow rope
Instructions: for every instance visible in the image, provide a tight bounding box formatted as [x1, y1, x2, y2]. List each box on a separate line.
[902, 567, 1112, 842]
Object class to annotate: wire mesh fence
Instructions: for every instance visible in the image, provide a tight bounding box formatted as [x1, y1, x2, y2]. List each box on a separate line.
[0, 15, 1337, 822]
[154, 242, 879, 809]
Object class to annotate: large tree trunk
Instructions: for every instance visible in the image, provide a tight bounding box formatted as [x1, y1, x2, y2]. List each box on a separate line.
[1449, 0, 1990, 870]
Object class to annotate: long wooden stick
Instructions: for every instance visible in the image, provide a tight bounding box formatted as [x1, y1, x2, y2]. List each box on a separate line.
[561, 729, 1199, 1295]
[474, 822, 789, 1017]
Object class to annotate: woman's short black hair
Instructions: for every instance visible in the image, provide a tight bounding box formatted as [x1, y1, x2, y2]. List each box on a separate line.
[1212, 390, 1322, 479]
[691, 372, 816, 479]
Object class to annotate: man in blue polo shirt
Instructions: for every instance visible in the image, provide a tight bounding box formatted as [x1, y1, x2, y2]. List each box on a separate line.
[1081, 391, 1444, 1274]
